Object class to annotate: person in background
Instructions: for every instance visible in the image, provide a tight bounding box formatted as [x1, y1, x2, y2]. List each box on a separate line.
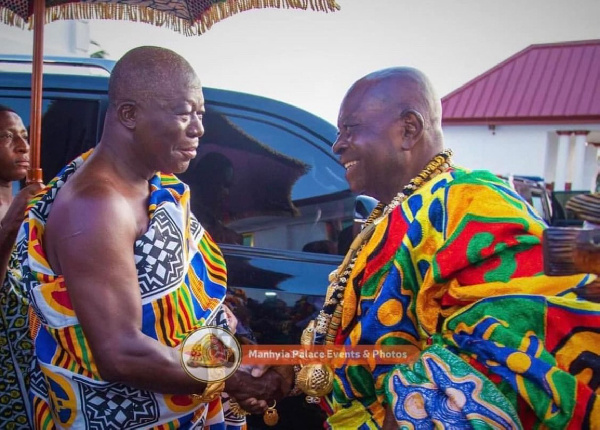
[566, 192, 600, 229]
[289, 67, 599, 428]
[0, 104, 43, 429]
[15, 47, 289, 429]
[184, 151, 244, 244]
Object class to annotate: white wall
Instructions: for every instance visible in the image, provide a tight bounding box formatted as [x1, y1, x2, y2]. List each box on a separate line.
[1, 20, 90, 56]
[443, 123, 600, 189]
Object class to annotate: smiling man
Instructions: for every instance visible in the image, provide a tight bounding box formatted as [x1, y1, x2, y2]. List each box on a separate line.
[15, 47, 289, 429]
[292, 67, 600, 429]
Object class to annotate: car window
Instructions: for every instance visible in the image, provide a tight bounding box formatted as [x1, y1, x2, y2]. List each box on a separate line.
[176, 106, 355, 254]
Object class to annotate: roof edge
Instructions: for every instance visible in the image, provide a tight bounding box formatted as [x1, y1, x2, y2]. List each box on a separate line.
[442, 115, 600, 126]
[441, 39, 600, 102]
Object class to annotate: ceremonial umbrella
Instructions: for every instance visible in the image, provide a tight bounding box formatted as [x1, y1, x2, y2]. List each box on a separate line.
[0, 0, 340, 182]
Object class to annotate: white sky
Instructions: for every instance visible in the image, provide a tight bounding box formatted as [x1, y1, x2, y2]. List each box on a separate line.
[5, 0, 600, 124]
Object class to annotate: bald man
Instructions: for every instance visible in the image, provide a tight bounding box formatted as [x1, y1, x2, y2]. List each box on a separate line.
[16, 47, 288, 429]
[292, 68, 600, 428]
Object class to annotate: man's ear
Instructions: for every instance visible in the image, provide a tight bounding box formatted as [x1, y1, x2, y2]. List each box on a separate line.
[117, 101, 137, 130]
[400, 109, 424, 150]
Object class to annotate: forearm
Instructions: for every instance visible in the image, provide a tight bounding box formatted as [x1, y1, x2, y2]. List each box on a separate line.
[95, 331, 207, 395]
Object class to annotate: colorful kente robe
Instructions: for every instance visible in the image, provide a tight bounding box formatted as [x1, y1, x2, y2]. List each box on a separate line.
[16, 151, 245, 429]
[325, 167, 600, 429]
[0, 249, 34, 429]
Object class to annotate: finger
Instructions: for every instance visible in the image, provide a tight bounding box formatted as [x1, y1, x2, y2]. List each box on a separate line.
[256, 399, 267, 409]
[251, 364, 270, 377]
[238, 398, 266, 414]
[24, 182, 44, 195]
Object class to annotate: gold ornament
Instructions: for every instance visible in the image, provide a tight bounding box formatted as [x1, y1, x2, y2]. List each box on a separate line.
[263, 400, 279, 426]
[228, 398, 250, 418]
[191, 381, 225, 402]
[300, 320, 315, 345]
[295, 363, 334, 397]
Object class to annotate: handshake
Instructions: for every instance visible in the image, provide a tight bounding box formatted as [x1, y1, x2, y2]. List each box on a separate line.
[224, 364, 295, 424]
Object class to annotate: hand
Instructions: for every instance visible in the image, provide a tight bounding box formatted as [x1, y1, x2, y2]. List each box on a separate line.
[237, 363, 270, 378]
[235, 396, 269, 414]
[225, 367, 289, 405]
[1, 183, 43, 235]
[222, 304, 238, 334]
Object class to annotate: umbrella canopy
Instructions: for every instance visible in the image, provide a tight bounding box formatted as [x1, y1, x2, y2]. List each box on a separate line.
[0, 0, 340, 182]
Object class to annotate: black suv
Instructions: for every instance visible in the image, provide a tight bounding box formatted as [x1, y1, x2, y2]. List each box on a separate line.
[1, 55, 355, 429]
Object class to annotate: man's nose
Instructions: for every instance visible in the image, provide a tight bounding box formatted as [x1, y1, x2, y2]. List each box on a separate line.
[190, 113, 204, 138]
[14, 134, 30, 152]
[332, 135, 347, 155]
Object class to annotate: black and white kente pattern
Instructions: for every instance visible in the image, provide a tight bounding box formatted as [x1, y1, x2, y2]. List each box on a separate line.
[135, 209, 185, 299]
[190, 214, 201, 242]
[77, 378, 159, 429]
[0, 253, 34, 429]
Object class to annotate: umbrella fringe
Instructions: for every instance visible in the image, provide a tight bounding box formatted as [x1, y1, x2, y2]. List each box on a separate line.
[2, 8, 27, 28]
[9, 0, 338, 36]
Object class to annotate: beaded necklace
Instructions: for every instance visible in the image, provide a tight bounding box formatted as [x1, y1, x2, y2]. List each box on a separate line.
[313, 148, 453, 346]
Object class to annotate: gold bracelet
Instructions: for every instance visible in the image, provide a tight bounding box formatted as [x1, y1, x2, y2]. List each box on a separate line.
[228, 398, 250, 418]
[288, 365, 303, 396]
[191, 381, 225, 402]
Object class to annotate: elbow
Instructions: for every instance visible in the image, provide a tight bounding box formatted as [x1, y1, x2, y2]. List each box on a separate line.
[93, 342, 138, 383]
[95, 352, 129, 383]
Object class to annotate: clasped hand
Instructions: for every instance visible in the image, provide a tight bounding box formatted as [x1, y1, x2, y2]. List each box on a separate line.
[225, 364, 293, 414]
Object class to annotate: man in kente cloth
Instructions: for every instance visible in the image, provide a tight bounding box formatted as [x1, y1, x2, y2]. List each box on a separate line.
[16, 46, 289, 429]
[0, 104, 43, 429]
[290, 67, 600, 428]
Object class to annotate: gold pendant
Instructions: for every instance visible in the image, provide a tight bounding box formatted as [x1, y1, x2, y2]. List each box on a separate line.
[300, 320, 315, 345]
[295, 364, 334, 397]
[263, 402, 279, 426]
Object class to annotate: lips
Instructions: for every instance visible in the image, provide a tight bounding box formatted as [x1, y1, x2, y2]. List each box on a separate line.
[15, 159, 29, 168]
[178, 148, 197, 159]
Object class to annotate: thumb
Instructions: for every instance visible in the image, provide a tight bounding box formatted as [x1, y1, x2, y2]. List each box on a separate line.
[251, 364, 270, 378]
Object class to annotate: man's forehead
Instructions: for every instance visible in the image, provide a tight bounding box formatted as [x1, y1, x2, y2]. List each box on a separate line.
[134, 84, 203, 102]
[342, 85, 389, 116]
[0, 111, 23, 125]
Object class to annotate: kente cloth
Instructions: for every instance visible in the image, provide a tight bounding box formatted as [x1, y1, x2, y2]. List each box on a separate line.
[324, 167, 599, 429]
[0, 249, 34, 429]
[16, 151, 245, 430]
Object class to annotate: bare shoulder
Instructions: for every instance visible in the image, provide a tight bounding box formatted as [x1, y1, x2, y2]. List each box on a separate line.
[45, 166, 145, 272]
[52, 169, 135, 232]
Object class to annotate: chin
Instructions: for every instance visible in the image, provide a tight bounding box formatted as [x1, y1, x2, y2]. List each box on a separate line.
[170, 162, 191, 175]
[7, 169, 27, 182]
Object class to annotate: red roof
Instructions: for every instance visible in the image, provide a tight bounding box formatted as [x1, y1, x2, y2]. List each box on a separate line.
[441, 40, 600, 125]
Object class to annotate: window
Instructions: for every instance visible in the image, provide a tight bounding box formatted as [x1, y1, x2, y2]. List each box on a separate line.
[176, 105, 355, 254]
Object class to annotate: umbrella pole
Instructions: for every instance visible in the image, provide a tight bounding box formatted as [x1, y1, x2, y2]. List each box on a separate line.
[27, 0, 45, 184]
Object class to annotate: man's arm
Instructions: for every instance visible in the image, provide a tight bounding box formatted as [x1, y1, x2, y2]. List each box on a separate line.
[47, 185, 284, 401]
[0, 183, 43, 285]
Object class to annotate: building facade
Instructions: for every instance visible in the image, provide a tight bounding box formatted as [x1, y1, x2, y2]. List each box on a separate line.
[442, 40, 600, 192]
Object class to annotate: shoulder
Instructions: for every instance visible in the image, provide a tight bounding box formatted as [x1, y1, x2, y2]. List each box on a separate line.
[49, 170, 138, 237]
